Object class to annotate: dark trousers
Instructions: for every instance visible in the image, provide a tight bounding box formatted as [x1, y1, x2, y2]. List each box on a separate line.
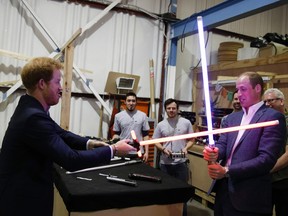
[160, 163, 189, 216]
[160, 162, 189, 182]
[214, 179, 271, 216]
[272, 179, 288, 216]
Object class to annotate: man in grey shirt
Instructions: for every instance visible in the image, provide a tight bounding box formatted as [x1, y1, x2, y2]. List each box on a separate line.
[113, 92, 150, 162]
[153, 98, 194, 216]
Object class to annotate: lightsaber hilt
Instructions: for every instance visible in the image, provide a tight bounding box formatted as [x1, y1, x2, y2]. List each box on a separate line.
[130, 130, 142, 157]
[207, 142, 216, 165]
[170, 151, 186, 159]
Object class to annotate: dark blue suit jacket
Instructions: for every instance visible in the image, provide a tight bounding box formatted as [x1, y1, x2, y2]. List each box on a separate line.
[216, 104, 287, 214]
[0, 95, 112, 216]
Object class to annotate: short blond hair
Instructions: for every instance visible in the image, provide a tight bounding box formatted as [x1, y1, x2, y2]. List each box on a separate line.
[21, 57, 63, 92]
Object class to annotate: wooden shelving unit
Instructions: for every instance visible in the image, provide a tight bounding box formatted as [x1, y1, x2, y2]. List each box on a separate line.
[192, 52, 288, 126]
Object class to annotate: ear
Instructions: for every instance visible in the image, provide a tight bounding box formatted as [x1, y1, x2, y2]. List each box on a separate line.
[37, 79, 46, 90]
[255, 84, 262, 93]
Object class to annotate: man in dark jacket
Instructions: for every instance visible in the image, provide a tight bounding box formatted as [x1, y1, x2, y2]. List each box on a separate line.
[0, 57, 135, 216]
[203, 72, 287, 216]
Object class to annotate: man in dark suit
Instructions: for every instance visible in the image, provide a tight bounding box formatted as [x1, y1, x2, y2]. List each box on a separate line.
[203, 72, 287, 216]
[0, 57, 135, 216]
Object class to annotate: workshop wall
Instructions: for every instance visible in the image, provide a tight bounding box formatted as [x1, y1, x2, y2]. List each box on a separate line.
[0, 0, 170, 145]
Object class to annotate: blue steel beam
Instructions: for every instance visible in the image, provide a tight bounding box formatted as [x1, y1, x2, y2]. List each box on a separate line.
[171, 0, 288, 40]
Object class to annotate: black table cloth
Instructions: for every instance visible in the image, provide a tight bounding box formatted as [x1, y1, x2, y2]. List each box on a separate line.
[53, 159, 194, 212]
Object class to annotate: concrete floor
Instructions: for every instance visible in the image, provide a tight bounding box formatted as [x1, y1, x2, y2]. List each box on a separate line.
[187, 199, 213, 216]
[187, 199, 277, 216]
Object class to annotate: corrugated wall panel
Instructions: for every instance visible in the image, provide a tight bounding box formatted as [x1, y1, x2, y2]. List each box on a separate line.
[0, 0, 168, 146]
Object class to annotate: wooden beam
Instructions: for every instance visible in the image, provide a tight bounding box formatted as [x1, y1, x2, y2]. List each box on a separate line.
[195, 52, 288, 73]
[60, 44, 74, 130]
[81, 0, 122, 34]
[0, 80, 23, 102]
[0, 49, 31, 61]
[0, 80, 19, 87]
[60, 28, 82, 52]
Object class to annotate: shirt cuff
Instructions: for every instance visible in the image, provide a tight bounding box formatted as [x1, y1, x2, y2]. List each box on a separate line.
[86, 140, 90, 150]
[109, 146, 114, 158]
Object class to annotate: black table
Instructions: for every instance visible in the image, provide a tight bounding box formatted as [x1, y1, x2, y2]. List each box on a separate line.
[53, 159, 194, 216]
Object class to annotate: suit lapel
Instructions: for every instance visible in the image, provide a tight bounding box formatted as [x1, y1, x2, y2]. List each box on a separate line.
[227, 112, 243, 155]
[237, 105, 266, 145]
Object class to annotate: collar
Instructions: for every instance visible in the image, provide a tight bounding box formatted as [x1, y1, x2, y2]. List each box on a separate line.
[243, 101, 264, 115]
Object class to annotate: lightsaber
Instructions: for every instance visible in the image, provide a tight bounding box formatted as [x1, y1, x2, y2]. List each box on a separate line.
[197, 16, 215, 148]
[149, 59, 156, 119]
[131, 130, 142, 157]
[140, 120, 279, 146]
[66, 160, 141, 175]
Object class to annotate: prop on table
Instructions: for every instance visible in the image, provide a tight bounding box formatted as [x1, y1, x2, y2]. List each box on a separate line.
[98, 172, 137, 186]
[66, 159, 142, 174]
[106, 176, 137, 187]
[99, 173, 118, 178]
[76, 176, 92, 181]
[128, 173, 162, 183]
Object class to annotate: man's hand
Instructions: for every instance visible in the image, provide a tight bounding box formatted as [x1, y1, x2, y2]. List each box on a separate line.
[203, 146, 219, 162]
[112, 139, 136, 157]
[207, 163, 227, 180]
[87, 140, 109, 150]
[182, 147, 188, 155]
[162, 148, 172, 157]
[142, 152, 149, 162]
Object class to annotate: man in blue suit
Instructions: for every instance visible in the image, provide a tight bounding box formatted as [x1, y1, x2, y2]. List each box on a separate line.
[0, 57, 135, 216]
[203, 72, 287, 216]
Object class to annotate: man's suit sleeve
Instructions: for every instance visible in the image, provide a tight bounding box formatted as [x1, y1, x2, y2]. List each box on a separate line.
[26, 112, 111, 172]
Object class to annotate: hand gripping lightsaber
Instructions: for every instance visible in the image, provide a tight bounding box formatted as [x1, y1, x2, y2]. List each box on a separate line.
[140, 120, 279, 146]
[131, 130, 142, 157]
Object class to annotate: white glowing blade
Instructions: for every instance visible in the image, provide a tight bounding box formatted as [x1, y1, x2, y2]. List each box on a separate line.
[140, 120, 279, 146]
[131, 130, 137, 140]
[130, 130, 142, 157]
[197, 16, 215, 147]
[137, 151, 142, 157]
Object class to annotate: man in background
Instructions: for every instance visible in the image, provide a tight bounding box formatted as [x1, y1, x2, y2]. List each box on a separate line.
[264, 88, 288, 216]
[220, 90, 242, 128]
[113, 92, 150, 162]
[153, 98, 194, 216]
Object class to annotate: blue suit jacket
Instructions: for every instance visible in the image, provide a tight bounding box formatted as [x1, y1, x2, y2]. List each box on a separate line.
[0, 95, 112, 216]
[216, 104, 287, 214]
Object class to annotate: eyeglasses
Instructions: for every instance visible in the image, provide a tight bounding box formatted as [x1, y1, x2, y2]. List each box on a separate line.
[263, 98, 281, 104]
